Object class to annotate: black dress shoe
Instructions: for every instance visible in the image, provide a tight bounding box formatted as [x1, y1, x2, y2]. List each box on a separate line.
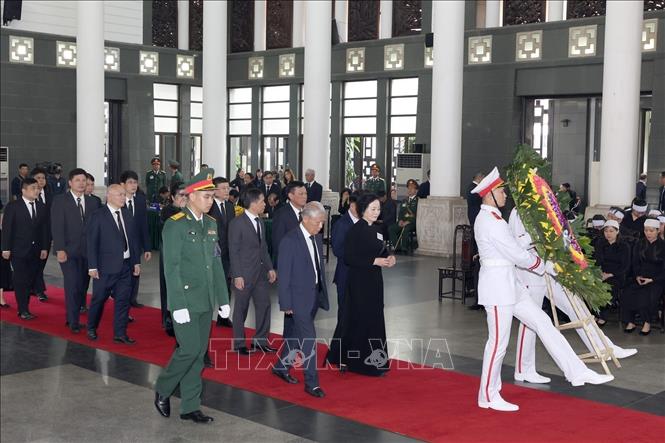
[87, 329, 98, 341]
[38, 293, 48, 302]
[624, 327, 636, 333]
[305, 386, 325, 398]
[80, 306, 88, 313]
[0, 303, 10, 308]
[252, 343, 277, 353]
[69, 324, 81, 334]
[154, 392, 170, 418]
[180, 410, 213, 423]
[272, 368, 298, 384]
[216, 315, 233, 328]
[113, 336, 136, 345]
[468, 304, 483, 311]
[130, 301, 144, 308]
[18, 312, 36, 320]
[235, 347, 254, 355]
[639, 329, 651, 336]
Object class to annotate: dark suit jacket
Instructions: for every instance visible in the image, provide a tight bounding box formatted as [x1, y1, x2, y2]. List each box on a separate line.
[208, 199, 235, 271]
[636, 181, 647, 201]
[465, 182, 482, 226]
[11, 176, 25, 200]
[306, 181, 323, 202]
[272, 203, 301, 261]
[228, 213, 273, 285]
[38, 187, 54, 244]
[659, 185, 665, 212]
[1, 199, 49, 257]
[331, 212, 354, 289]
[261, 182, 281, 198]
[277, 227, 329, 313]
[417, 181, 430, 199]
[50, 192, 101, 258]
[127, 193, 151, 253]
[86, 206, 140, 274]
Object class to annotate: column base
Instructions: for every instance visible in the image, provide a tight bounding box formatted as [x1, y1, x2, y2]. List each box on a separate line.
[321, 190, 341, 216]
[415, 196, 468, 257]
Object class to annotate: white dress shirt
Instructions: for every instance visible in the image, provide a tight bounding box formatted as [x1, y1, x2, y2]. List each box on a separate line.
[244, 209, 260, 234]
[288, 201, 302, 220]
[39, 189, 46, 204]
[71, 190, 85, 212]
[108, 204, 131, 259]
[22, 196, 37, 218]
[126, 195, 135, 216]
[300, 224, 319, 284]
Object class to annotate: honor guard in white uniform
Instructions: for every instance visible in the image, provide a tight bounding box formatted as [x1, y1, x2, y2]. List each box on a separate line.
[472, 167, 614, 412]
[508, 209, 637, 384]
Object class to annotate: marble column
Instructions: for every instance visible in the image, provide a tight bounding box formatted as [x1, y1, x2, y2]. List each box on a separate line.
[546, 0, 565, 22]
[379, 0, 392, 39]
[293, 0, 305, 47]
[254, 0, 266, 51]
[334, 0, 347, 42]
[416, 0, 468, 257]
[177, 0, 189, 50]
[76, 0, 105, 187]
[598, 1, 643, 207]
[303, 0, 332, 189]
[485, 0, 501, 28]
[202, 0, 227, 174]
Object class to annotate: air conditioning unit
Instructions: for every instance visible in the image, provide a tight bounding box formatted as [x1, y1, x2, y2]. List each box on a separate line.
[0, 147, 8, 203]
[396, 153, 430, 197]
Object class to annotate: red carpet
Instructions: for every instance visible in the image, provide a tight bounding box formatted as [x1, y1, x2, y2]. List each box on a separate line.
[2, 287, 664, 442]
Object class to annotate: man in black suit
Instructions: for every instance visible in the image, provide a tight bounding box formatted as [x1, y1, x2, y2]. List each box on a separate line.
[30, 167, 53, 302]
[417, 170, 431, 199]
[120, 170, 152, 308]
[272, 181, 308, 262]
[260, 171, 281, 200]
[635, 174, 647, 201]
[466, 171, 485, 226]
[228, 188, 277, 354]
[1, 178, 49, 319]
[51, 168, 101, 333]
[272, 202, 329, 398]
[658, 171, 665, 212]
[209, 176, 235, 327]
[85, 173, 103, 206]
[11, 163, 30, 201]
[304, 169, 323, 203]
[86, 184, 141, 344]
[331, 193, 359, 321]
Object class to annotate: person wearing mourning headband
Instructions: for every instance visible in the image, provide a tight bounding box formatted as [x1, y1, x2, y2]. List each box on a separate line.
[621, 218, 665, 335]
[606, 207, 625, 223]
[593, 220, 631, 327]
[658, 215, 665, 240]
[586, 214, 606, 248]
[620, 198, 648, 242]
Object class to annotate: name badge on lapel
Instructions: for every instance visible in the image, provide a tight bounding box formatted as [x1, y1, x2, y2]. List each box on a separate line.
[377, 232, 384, 241]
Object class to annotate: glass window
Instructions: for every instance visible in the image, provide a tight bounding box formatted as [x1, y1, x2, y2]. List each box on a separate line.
[263, 119, 290, 135]
[343, 98, 377, 117]
[190, 85, 202, 136]
[154, 83, 179, 135]
[344, 80, 378, 99]
[263, 85, 290, 102]
[190, 102, 202, 118]
[190, 118, 202, 135]
[229, 120, 252, 135]
[153, 83, 178, 100]
[191, 86, 203, 102]
[390, 97, 418, 115]
[344, 117, 376, 134]
[229, 87, 252, 103]
[155, 117, 178, 133]
[391, 78, 419, 97]
[154, 100, 179, 117]
[229, 104, 252, 119]
[229, 87, 252, 137]
[390, 116, 417, 134]
[263, 102, 290, 119]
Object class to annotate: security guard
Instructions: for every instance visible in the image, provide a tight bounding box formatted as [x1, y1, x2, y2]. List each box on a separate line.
[154, 168, 230, 424]
[169, 160, 184, 188]
[145, 157, 167, 203]
[388, 179, 419, 252]
[364, 163, 387, 194]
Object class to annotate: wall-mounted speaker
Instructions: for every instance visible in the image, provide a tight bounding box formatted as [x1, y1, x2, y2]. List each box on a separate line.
[425, 33, 434, 48]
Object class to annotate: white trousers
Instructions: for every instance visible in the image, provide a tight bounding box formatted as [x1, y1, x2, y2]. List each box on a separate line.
[479, 292, 588, 403]
[514, 278, 619, 376]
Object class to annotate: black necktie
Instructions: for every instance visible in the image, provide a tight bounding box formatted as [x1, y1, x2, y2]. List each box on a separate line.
[115, 210, 128, 252]
[76, 197, 84, 220]
[309, 235, 322, 291]
[298, 211, 303, 222]
[128, 199, 134, 216]
[254, 217, 261, 243]
[29, 201, 36, 220]
[220, 202, 226, 219]
[39, 192, 44, 204]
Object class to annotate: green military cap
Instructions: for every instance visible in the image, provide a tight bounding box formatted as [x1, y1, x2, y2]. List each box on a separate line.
[151, 156, 161, 165]
[169, 160, 180, 168]
[184, 168, 215, 194]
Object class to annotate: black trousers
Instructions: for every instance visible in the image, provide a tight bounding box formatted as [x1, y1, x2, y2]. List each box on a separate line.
[11, 250, 40, 314]
[275, 304, 320, 389]
[31, 246, 49, 295]
[87, 260, 132, 338]
[129, 274, 140, 304]
[158, 252, 171, 328]
[60, 257, 88, 326]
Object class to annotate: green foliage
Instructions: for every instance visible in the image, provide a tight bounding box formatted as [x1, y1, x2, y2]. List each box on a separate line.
[506, 144, 612, 312]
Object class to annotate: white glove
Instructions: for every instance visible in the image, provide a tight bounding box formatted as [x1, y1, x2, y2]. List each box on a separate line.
[545, 260, 558, 276]
[172, 308, 191, 324]
[218, 304, 231, 319]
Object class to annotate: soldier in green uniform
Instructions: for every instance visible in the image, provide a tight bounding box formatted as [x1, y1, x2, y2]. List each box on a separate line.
[388, 179, 419, 252]
[169, 160, 184, 188]
[145, 157, 167, 204]
[154, 168, 230, 424]
[364, 163, 387, 194]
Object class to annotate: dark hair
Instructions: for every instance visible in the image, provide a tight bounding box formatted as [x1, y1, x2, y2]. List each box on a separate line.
[229, 189, 240, 198]
[30, 167, 47, 178]
[212, 176, 229, 186]
[561, 183, 571, 190]
[85, 173, 95, 182]
[120, 170, 139, 183]
[637, 233, 663, 262]
[661, 171, 665, 177]
[287, 180, 306, 196]
[19, 163, 29, 169]
[170, 181, 185, 196]
[22, 177, 38, 188]
[406, 179, 419, 189]
[376, 190, 387, 198]
[340, 187, 351, 197]
[68, 168, 87, 181]
[263, 170, 274, 177]
[242, 187, 264, 209]
[632, 197, 647, 207]
[356, 193, 379, 217]
[349, 193, 359, 205]
[245, 172, 254, 180]
[592, 214, 606, 221]
[158, 186, 169, 194]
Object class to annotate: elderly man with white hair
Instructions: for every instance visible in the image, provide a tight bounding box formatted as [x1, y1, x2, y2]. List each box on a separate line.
[304, 169, 322, 202]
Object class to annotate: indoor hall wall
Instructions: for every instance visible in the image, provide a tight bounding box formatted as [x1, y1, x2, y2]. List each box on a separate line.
[0, 0, 143, 45]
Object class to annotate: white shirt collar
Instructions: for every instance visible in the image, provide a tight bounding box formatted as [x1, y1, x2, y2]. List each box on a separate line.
[186, 206, 204, 222]
[288, 201, 302, 218]
[349, 211, 359, 224]
[70, 190, 84, 202]
[107, 203, 122, 213]
[481, 204, 501, 216]
[244, 208, 259, 220]
[299, 223, 311, 239]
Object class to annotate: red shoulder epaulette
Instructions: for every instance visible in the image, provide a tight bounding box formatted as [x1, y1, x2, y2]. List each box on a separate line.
[491, 212, 502, 220]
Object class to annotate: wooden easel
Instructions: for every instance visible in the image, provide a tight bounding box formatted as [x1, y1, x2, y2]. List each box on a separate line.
[543, 274, 620, 376]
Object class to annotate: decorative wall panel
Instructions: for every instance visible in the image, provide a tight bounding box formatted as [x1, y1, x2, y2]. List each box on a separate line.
[392, 0, 422, 37]
[266, 0, 293, 50]
[348, 0, 379, 42]
[189, 0, 203, 51]
[566, 1, 605, 19]
[503, 0, 545, 26]
[230, 0, 254, 53]
[152, 0, 178, 48]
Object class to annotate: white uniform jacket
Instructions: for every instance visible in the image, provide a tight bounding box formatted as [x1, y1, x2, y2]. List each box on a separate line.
[508, 208, 547, 290]
[474, 205, 545, 306]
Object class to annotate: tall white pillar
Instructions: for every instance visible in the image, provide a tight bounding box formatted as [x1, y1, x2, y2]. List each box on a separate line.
[485, 0, 501, 28]
[546, 0, 565, 22]
[293, 0, 305, 47]
[76, 1, 105, 183]
[334, 0, 347, 42]
[254, 0, 266, 51]
[430, 0, 464, 197]
[177, 0, 189, 50]
[416, 0, 468, 257]
[202, 0, 227, 174]
[379, 0, 392, 39]
[303, 0, 331, 189]
[598, 1, 643, 206]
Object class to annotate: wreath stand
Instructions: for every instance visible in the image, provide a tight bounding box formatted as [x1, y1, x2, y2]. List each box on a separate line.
[543, 274, 620, 376]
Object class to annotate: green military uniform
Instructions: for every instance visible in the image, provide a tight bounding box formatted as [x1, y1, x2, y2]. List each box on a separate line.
[146, 169, 167, 203]
[155, 169, 229, 415]
[169, 160, 184, 188]
[389, 195, 418, 252]
[365, 176, 386, 194]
